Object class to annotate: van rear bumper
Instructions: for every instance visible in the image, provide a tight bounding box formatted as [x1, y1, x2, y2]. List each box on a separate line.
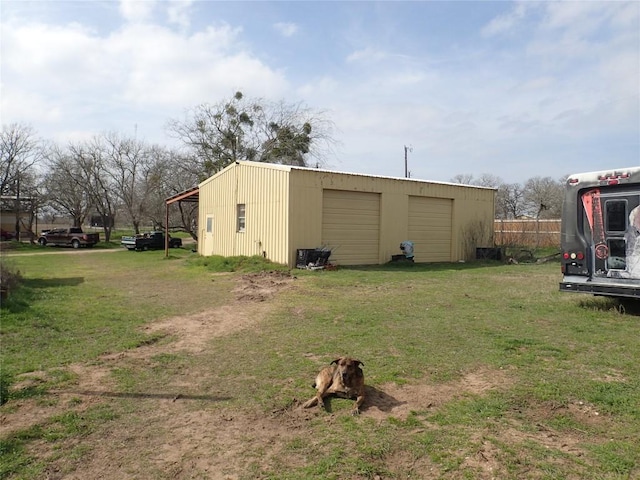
[560, 276, 640, 299]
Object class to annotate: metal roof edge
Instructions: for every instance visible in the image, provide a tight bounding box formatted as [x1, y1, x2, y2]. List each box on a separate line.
[200, 160, 495, 191]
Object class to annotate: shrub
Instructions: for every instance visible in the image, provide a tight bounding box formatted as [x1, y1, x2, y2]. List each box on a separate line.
[187, 254, 288, 273]
[0, 260, 22, 298]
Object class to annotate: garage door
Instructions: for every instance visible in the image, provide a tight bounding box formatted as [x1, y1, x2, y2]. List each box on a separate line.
[408, 196, 452, 262]
[322, 190, 380, 265]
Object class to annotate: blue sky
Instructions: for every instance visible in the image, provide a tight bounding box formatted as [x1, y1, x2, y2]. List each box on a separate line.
[1, 0, 638, 183]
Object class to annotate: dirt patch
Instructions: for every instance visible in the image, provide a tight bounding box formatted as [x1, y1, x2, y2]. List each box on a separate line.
[360, 367, 513, 421]
[232, 270, 295, 302]
[3, 272, 295, 437]
[1, 271, 597, 479]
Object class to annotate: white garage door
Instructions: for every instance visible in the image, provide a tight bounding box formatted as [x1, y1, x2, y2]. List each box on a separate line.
[408, 196, 452, 262]
[322, 190, 380, 265]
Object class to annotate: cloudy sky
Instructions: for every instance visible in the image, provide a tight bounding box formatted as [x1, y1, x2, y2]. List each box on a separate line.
[1, 0, 638, 183]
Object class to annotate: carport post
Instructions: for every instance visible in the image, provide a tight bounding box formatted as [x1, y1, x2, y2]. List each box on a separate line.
[165, 200, 169, 257]
[164, 186, 199, 258]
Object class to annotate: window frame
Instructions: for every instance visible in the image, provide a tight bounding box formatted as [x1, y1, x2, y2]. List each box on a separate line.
[237, 204, 246, 233]
[605, 199, 627, 233]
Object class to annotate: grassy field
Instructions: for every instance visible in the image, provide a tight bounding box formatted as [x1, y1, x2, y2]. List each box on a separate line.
[1, 249, 639, 479]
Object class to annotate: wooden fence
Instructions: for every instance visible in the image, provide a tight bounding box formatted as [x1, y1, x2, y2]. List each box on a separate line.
[494, 219, 561, 248]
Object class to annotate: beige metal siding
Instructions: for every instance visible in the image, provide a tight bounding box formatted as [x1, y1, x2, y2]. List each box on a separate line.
[198, 163, 290, 264]
[321, 190, 380, 265]
[408, 196, 453, 262]
[236, 164, 290, 264]
[289, 167, 494, 265]
[198, 162, 495, 267]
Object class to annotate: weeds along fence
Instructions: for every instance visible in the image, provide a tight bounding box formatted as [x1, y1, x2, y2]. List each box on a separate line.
[494, 219, 561, 248]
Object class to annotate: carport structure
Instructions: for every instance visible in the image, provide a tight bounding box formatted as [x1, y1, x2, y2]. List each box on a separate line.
[164, 186, 199, 257]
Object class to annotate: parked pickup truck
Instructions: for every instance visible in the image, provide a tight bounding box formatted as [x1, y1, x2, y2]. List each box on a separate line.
[38, 227, 100, 248]
[0, 229, 14, 241]
[121, 231, 182, 251]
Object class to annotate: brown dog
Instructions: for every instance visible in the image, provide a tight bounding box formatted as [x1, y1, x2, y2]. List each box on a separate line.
[303, 356, 365, 415]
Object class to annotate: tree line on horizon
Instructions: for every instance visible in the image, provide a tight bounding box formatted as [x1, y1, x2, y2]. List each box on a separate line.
[1, 92, 336, 242]
[2, 91, 565, 243]
[449, 173, 565, 221]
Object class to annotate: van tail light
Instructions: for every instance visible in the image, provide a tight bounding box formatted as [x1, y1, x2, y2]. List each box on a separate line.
[563, 251, 585, 261]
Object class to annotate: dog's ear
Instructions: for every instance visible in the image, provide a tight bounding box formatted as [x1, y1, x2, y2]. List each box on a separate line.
[354, 360, 364, 367]
[331, 358, 341, 365]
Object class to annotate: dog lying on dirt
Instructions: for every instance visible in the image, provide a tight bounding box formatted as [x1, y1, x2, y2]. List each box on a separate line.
[303, 356, 365, 415]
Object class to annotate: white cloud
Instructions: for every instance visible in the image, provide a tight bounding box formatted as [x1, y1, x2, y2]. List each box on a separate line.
[542, 1, 614, 32]
[167, 0, 193, 30]
[0, 1, 636, 182]
[273, 22, 298, 37]
[297, 76, 340, 100]
[481, 2, 533, 37]
[119, 0, 157, 23]
[478, 1, 639, 139]
[1, 21, 105, 88]
[0, 16, 289, 143]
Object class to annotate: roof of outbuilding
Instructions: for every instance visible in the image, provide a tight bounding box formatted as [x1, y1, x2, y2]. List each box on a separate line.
[198, 160, 496, 191]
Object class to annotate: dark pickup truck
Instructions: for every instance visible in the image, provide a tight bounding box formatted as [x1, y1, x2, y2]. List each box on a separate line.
[121, 231, 182, 251]
[38, 227, 100, 248]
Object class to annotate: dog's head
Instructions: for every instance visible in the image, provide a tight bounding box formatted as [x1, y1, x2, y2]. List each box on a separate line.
[331, 357, 364, 383]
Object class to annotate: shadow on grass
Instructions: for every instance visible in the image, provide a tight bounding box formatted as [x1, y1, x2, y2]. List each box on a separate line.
[337, 260, 509, 274]
[321, 385, 405, 413]
[22, 277, 85, 288]
[1, 277, 85, 313]
[578, 297, 640, 316]
[60, 390, 231, 402]
[363, 385, 406, 412]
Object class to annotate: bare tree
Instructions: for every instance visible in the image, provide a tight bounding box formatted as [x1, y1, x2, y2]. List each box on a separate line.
[42, 143, 93, 227]
[256, 99, 336, 167]
[475, 173, 503, 188]
[146, 147, 200, 239]
[1, 123, 41, 195]
[0, 167, 44, 242]
[450, 173, 475, 185]
[497, 183, 527, 219]
[1, 123, 43, 240]
[68, 138, 118, 242]
[101, 132, 164, 234]
[524, 176, 563, 219]
[166, 91, 257, 177]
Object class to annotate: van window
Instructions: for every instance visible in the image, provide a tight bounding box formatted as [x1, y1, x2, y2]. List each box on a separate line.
[607, 238, 626, 270]
[606, 200, 627, 232]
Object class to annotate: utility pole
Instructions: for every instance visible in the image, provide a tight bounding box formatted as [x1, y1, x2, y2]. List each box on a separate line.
[404, 145, 413, 178]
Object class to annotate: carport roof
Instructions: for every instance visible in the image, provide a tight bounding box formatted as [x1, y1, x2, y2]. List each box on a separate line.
[165, 186, 199, 205]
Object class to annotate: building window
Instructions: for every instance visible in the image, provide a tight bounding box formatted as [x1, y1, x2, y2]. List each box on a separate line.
[237, 204, 246, 232]
[206, 216, 213, 233]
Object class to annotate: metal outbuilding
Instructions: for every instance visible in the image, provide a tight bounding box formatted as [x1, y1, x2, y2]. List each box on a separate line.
[197, 161, 495, 267]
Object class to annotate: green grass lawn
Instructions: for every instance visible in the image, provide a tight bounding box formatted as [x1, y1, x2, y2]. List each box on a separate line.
[1, 251, 639, 479]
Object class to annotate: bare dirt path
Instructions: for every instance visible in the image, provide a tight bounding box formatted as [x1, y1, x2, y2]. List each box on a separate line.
[3, 271, 596, 479]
